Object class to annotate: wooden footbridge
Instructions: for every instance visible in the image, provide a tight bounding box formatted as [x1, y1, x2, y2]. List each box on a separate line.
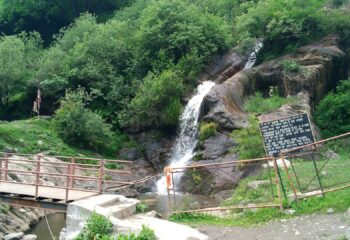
[0, 152, 143, 211]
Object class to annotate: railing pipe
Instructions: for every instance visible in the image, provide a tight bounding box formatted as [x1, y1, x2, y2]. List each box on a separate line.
[35, 155, 41, 198]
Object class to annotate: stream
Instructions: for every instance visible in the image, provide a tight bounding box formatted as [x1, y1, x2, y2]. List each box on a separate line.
[30, 213, 66, 240]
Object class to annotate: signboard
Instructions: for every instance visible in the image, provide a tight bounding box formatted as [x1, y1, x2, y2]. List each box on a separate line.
[259, 113, 315, 157]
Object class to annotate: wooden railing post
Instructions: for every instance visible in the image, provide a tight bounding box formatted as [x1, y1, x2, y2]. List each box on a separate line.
[35, 155, 41, 198]
[65, 163, 71, 203]
[4, 153, 9, 181]
[0, 155, 3, 180]
[70, 158, 75, 188]
[98, 160, 104, 193]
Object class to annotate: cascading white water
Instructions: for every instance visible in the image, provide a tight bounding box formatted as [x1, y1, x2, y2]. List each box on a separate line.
[244, 42, 263, 70]
[156, 42, 263, 194]
[156, 81, 215, 194]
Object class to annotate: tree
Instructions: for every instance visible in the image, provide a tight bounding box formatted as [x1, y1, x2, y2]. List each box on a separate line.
[0, 33, 43, 107]
[315, 80, 350, 137]
[0, 0, 134, 43]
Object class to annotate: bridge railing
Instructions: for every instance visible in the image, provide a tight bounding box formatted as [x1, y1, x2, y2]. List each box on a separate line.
[0, 153, 133, 202]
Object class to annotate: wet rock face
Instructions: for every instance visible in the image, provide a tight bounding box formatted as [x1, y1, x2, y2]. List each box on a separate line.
[201, 35, 348, 132]
[198, 133, 235, 160]
[130, 130, 174, 171]
[0, 206, 44, 237]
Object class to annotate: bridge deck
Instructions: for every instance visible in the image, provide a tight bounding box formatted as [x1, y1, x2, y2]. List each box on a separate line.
[0, 182, 98, 201]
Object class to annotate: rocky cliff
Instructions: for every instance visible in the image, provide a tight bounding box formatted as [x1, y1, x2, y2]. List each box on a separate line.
[202, 35, 348, 132]
[182, 35, 349, 194]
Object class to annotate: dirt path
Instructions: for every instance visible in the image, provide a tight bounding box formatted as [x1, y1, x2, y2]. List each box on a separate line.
[197, 213, 350, 240]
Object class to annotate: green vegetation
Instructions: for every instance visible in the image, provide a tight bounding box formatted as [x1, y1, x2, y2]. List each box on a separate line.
[0, 0, 134, 43]
[234, 0, 350, 62]
[282, 60, 301, 73]
[315, 80, 350, 137]
[199, 122, 218, 142]
[75, 213, 156, 240]
[245, 92, 298, 113]
[136, 203, 149, 213]
[231, 115, 265, 159]
[172, 139, 350, 226]
[0, 118, 78, 155]
[0, 204, 11, 214]
[52, 89, 128, 156]
[1, 0, 349, 155]
[75, 213, 113, 240]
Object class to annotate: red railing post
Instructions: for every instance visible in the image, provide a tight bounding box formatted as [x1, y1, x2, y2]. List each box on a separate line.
[70, 157, 75, 188]
[4, 153, 9, 181]
[35, 155, 41, 198]
[0, 155, 3, 180]
[98, 160, 104, 193]
[65, 163, 71, 203]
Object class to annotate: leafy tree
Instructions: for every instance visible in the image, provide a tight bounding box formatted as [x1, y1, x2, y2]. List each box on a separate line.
[315, 80, 350, 137]
[0, 33, 43, 108]
[231, 115, 265, 159]
[233, 0, 350, 61]
[0, 0, 134, 43]
[121, 69, 184, 129]
[52, 89, 116, 154]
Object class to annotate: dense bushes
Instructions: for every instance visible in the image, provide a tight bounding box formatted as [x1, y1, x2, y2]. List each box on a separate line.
[315, 80, 350, 138]
[0, 33, 43, 108]
[52, 89, 126, 155]
[0, 0, 134, 43]
[75, 213, 156, 240]
[234, 0, 350, 61]
[231, 115, 265, 159]
[245, 92, 298, 113]
[199, 122, 218, 142]
[121, 70, 184, 129]
[75, 213, 113, 240]
[34, 0, 232, 130]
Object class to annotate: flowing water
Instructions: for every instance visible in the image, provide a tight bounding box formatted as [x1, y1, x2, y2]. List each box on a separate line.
[30, 213, 66, 240]
[244, 42, 263, 70]
[156, 81, 215, 194]
[156, 42, 263, 194]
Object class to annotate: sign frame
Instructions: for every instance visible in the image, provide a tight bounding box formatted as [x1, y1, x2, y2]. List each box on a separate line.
[259, 113, 316, 157]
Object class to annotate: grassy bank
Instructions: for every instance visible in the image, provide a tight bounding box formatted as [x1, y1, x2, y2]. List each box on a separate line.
[171, 140, 350, 227]
[0, 118, 96, 156]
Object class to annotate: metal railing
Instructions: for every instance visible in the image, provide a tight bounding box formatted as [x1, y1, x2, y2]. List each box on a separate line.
[0, 152, 133, 203]
[280, 132, 350, 201]
[166, 157, 284, 213]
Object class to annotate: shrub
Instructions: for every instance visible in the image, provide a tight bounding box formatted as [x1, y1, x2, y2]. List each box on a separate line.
[136, 203, 149, 213]
[117, 225, 156, 240]
[199, 122, 218, 142]
[231, 115, 265, 159]
[52, 89, 115, 154]
[315, 80, 350, 137]
[121, 69, 184, 129]
[282, 60, 301, 73]
[75, 213, 113, 240]
[245, 92, 298, 113]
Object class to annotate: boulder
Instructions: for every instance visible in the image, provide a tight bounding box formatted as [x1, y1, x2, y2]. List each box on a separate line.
[23, 234, 38, 240]
[132, 131, 173, 171]
[3, 232, 24, 240]
[198, 133, 235, 160]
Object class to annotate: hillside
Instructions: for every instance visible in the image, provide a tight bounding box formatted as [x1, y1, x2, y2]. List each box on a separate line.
[1, 0, 350, 239]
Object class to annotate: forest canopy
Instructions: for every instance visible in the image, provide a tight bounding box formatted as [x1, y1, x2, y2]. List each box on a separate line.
[0, 0, 350, 154]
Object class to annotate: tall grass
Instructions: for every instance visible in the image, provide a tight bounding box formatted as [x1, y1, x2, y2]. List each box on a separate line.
[245, 92, 298, 113]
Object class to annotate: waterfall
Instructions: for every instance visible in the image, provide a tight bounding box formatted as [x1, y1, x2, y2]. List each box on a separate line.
[244, 41, 263, 70]
[156, 42, 263, 194]
[156, 81, 215, 194]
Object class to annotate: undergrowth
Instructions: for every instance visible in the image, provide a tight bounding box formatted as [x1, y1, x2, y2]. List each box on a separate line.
[245, 92, 298, 113]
